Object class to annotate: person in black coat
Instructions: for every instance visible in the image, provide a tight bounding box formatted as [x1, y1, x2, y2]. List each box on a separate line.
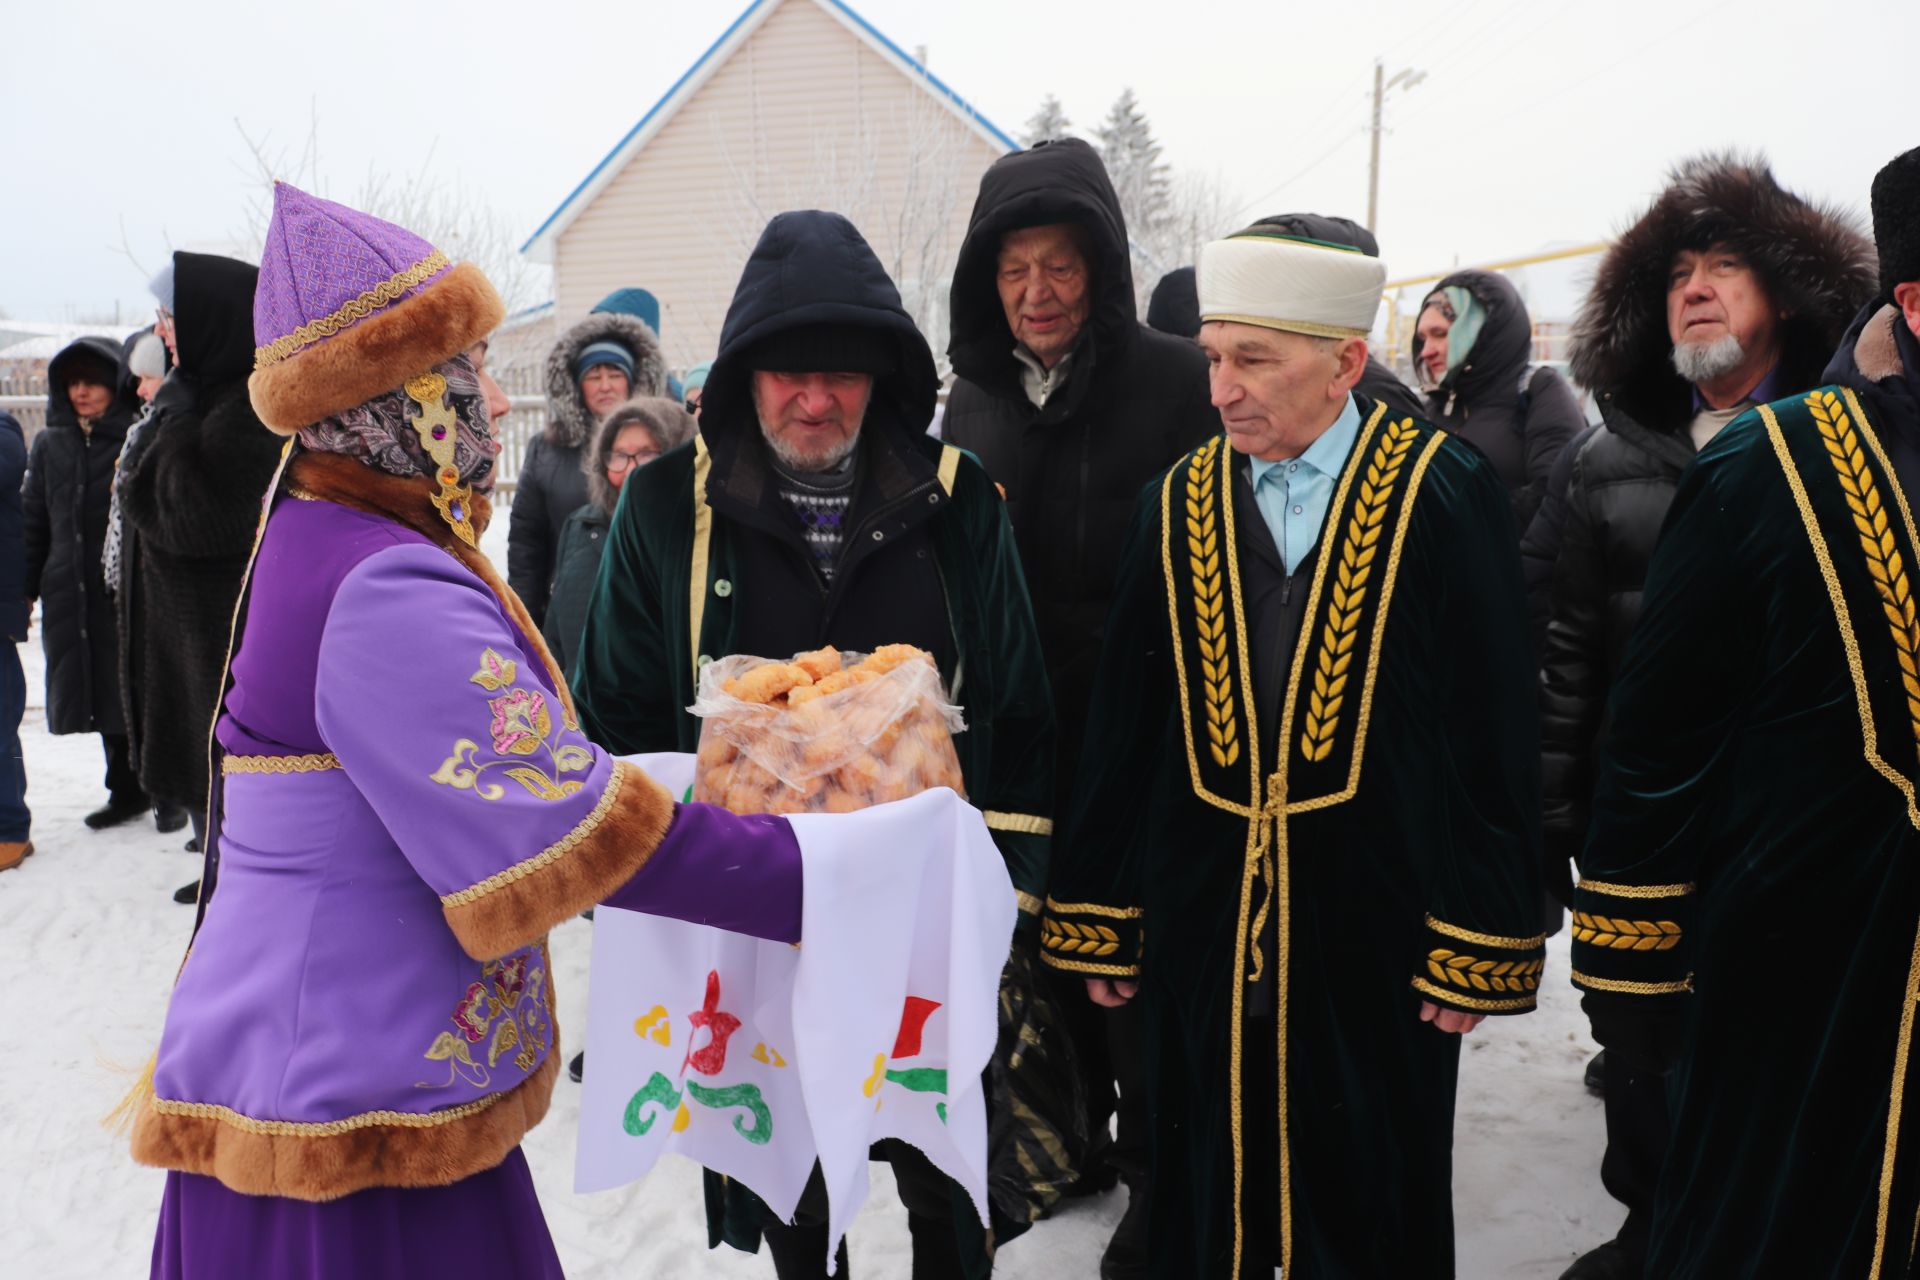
[116, 252, 287, 866]
[0, 409, 30, 868]
[509, 294, 666, 624]
[1541, 153, 1878, 1280]
[942, 136, 1216, 1277]
[1413, 269, 1586, 534]
[24, 336, 145, 830]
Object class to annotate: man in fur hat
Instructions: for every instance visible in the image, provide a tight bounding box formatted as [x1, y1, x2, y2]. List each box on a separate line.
[1538, 153, 1877, 1280]
[1044, 225, 1544, 1278]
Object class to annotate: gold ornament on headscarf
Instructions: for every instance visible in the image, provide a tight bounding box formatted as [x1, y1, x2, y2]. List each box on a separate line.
[405, 372, 476, 546]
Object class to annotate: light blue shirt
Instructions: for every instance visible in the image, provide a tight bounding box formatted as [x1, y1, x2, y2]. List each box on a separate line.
[1248, 394, 1363, 575]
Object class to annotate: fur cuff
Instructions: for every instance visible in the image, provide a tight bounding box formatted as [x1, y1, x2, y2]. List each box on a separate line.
[130, 1033, 557, 1201]
[250, 262, 505, 434]
[442, 760, 676, 960]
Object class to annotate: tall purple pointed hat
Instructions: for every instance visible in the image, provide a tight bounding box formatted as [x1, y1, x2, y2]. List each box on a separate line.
[248, 182, 504, 434]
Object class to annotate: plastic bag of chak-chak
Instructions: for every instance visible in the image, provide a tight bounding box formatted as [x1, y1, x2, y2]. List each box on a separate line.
[689, 644, 967, 816]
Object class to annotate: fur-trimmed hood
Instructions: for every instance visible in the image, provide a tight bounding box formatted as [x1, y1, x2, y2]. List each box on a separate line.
[541, 312, 667, 448]
[581, 394, 696, 516]
[1570, 152, 1877, 432]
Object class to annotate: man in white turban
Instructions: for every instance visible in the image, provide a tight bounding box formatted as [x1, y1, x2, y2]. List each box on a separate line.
[1041, 226, 1545, 1278]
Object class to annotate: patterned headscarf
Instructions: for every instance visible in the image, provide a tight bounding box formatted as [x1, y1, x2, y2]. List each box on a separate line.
[298, 352, 500, 493]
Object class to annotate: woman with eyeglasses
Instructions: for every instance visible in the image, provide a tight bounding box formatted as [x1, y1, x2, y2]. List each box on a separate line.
[541, 396, 695, 680]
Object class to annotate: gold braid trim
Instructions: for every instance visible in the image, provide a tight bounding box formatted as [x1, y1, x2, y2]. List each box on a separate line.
[1579, 879, 1696, 899]
[1014, 890, 1043, 915]
[1041, 918, 1123, 958]
[1425, 914, 1546, 950]
[1044, 896, 1144, 919]
[149, 1089, 505, 1136]
[439, 763, 625, 907]
[1300, 417, 1418, 763]
[223, 752, 341, 775]
[1186, 439, 1240, 768]
[1409, 976, 1536, 1012]
[1571, 970, 1693, 996]
[253, 251, 451, 368]
[983, 811, 1053, 836]
[1811, 389, 1920, 752]
[1423, 949, 1543, 994]
[1571, 911, 1682, 951]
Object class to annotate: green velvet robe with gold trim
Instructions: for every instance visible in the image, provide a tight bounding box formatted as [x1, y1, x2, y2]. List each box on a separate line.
[1043, 399, 1544, 1278]
[1574, 385, 1920, 1278]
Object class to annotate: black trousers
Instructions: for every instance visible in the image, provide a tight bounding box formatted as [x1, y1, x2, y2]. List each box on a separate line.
[101, 733, 143, 801]
[1599, 1049, 1670, 1259]
[760, 1140, 971, 1280]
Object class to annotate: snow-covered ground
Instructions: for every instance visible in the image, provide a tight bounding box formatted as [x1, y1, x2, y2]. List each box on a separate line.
[2, 552, 1618, 1277]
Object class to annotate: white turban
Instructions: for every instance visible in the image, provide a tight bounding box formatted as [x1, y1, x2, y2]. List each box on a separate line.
[1198, 232, 1387, 339]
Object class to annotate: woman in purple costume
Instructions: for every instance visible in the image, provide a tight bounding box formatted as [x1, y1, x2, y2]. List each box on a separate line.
[128, 184, 806, 1279]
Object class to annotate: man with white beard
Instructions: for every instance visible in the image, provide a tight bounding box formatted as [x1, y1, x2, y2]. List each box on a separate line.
[1536, 152, 1877, 1280]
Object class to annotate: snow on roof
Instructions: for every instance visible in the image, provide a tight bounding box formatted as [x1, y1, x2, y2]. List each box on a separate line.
[519, 0, 1017, 263]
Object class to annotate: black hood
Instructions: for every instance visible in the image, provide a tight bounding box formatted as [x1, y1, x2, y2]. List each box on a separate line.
[947, 138, 1135, 394]
[1826, 297, 1920, 434]
[1146, 266, 1199, 339]
[701, 210, 938, 489]
[173, 251, 260, 388]
[1414, 269, 1534, 403]
[1569, 152, 1877, 433]
[45, 336, 139, 436]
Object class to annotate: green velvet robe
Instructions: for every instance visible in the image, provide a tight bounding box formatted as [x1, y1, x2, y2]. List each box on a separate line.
[1044, 402, 1544, 1278]
[1574, 386, 1920, 1278]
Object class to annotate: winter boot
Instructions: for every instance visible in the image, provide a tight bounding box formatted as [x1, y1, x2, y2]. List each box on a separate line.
[173, 880, 200, 905]
[1585, 1049, 1607, 1095]
[0, 840, 32, 871]
[154, 804, 189, 834]
[1100, 1179, 1149, 1280]
[86, 795, 150, 830]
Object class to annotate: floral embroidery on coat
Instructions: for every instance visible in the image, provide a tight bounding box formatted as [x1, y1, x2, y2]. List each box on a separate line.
[419, 948, 550, 1088]
[430, 647, 594, 802]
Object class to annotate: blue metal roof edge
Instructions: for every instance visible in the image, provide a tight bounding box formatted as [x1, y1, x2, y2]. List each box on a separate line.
[519, 0, 1018, 255]
[821, 0, 1019, 152]
[518, 0, 769, 254]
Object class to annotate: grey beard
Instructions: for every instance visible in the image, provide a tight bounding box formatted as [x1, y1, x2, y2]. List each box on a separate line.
[762, 423, 861, 473]
[1671, 333, 1747, 384]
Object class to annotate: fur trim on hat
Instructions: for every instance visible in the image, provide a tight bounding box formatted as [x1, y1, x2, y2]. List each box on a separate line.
[542, 312, 667, 449]
[249, 262, 505, 435]
[1569, 152, 1877, 432]
[583, 395, 696, 517]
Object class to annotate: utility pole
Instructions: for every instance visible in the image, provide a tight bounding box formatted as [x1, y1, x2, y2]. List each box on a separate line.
[1367, 59, 1426, 235]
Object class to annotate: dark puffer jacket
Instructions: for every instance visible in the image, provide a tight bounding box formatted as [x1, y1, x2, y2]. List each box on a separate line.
[508, 311, 665, 623]
[24, 337, 140, 735]
[1538, 154, 1877, 897]
[943, 137, 1218, 809]
[0, 412, 25, 643]
[1414, 269, 1586, 534]
[117, 252, 286, 809]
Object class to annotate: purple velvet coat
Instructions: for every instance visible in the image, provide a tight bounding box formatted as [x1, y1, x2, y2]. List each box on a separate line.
[131, 459, 801, 1209]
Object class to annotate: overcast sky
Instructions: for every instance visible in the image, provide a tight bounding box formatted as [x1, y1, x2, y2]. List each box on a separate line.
[4, 0, 1911, 324]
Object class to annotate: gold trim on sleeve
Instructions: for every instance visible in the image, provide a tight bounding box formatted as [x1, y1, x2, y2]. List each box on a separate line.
[983, 811, 1053, 836]
[223, 752, 342, 775]
[1571, 912, 1681, 951]
[1425, 914, 1547, 950]
[254, 252, 451, 368]
[1042, 917, 1125, 958]
[1578, 879, 1696, 899]
[1044, 896, 1145, 920]
[439, 761, 626, 907]
[1038, 951, 1142, 978]
[1423, 948, 1543, 995]
[1014, 890, 1042, 915]
[1570, 971, 1693, 995]
[1409, 976, 1537, 1012]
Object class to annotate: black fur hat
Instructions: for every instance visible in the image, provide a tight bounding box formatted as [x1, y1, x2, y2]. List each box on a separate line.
[1569, 152, 1877, 432]
[1873, 146, 1920, 295]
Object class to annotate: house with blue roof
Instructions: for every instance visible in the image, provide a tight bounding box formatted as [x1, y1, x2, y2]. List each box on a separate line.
[520, 0, 1015, 371]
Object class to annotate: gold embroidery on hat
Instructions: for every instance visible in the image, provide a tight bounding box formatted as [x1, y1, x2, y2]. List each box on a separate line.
[253, 250, 450, 368]
[405, 371, 476, 547]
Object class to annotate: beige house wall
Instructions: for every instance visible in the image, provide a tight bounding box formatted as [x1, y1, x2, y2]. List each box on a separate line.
[551, 0, 1006, 373]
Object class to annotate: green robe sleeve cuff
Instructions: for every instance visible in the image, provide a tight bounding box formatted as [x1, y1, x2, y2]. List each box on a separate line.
[1039, 896, 1143, 978]
[1410, 913, 1546, 1014]
[1568, 878, 1695, 998]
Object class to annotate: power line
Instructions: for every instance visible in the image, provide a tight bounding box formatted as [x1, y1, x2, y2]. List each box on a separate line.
[1233, 122, 1369, 218]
